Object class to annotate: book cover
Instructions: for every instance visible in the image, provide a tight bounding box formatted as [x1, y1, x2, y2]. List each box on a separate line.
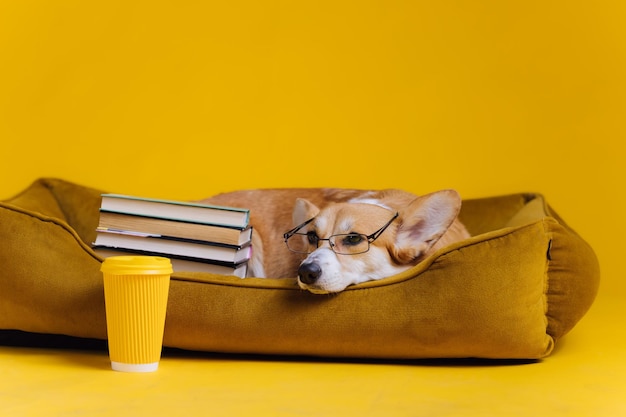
[93, 230, 252, 264]
[94, 248, 248, 278]
[97, 211, 253, 246]
[100, 193, 250, 228]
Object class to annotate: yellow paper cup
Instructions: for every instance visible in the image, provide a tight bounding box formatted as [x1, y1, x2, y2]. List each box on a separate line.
[101, 256, 173, 372]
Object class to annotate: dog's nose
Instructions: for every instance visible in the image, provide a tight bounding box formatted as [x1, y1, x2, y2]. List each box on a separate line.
[298, 262, 321, 285]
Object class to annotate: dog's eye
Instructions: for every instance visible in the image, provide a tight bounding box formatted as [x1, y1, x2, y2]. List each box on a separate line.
[342, 234, 364, 246]
[306, 231, 319, 245]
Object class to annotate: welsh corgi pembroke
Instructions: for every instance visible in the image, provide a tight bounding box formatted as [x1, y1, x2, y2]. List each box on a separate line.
[201, 188, 470, 294]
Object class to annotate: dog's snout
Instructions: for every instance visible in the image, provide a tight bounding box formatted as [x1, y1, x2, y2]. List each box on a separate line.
[298, 262, 321, 285]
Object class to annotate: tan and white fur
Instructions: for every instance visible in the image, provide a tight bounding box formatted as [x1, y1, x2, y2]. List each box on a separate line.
[201, 188, 470, 294]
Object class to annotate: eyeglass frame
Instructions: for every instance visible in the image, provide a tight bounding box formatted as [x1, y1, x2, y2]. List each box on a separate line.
[283, 212, 399, 255]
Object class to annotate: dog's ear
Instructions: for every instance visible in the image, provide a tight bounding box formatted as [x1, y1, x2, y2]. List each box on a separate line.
[392, 190, 462, 263]
[293, 198, 321, 226]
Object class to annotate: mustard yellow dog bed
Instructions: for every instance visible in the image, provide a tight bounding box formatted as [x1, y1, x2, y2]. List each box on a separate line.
[0, 178, 600, 359]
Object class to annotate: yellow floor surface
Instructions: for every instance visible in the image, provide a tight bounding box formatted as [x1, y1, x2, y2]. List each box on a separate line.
[1, 292, 624, 417]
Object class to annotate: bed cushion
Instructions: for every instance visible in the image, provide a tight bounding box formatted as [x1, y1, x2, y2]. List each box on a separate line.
[0, 178, 600, 359]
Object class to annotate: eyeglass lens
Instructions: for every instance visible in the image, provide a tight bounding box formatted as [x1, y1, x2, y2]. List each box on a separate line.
[286, 233, 369, 254]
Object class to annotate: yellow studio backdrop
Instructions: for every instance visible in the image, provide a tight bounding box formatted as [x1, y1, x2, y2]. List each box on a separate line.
[1, 0, 624, 298]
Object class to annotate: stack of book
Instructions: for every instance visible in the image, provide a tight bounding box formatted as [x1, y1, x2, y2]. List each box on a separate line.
[92, 193, 252, 277]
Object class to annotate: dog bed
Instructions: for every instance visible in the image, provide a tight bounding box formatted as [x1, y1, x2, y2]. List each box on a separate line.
[0, 178, 600, 359]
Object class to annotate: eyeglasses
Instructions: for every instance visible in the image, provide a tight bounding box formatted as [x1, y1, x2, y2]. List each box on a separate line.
[283, 212, 399, 255]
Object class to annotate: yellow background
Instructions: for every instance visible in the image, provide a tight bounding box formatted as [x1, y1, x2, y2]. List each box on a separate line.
[2, 1, 624, 295]
[1, 1, 625, 415]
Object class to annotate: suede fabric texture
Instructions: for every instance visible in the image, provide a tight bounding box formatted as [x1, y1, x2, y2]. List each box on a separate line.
[0, 178, 600, 359]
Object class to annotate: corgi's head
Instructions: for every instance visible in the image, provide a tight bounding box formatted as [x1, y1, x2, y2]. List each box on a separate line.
[286, 189, 468, 294]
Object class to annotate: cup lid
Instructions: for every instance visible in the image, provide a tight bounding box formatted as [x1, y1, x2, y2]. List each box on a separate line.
[100, 256, 173, 275]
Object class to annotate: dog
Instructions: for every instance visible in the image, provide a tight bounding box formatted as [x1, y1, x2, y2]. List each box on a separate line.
[201, 188, 470, 294]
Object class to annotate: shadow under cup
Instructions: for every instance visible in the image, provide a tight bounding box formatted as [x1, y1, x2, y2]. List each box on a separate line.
[101, 256, 173, 373]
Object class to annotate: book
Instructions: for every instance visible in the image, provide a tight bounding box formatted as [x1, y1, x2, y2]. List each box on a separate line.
[93, 229, 252, 264]
[94, 248, 248, 278]
[99, 193, 250, 228]
[97, 211, 253, 246]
